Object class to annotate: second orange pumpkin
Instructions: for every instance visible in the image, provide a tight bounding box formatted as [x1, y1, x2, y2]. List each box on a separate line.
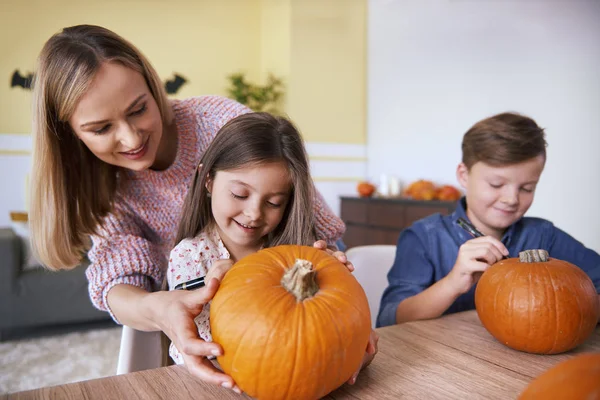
[475, 249, 599, 354]
[519, 353, 600, 399]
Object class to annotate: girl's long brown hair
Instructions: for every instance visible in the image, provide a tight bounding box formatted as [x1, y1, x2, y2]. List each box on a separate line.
[175, 112, 317, 247]
[30, 25, 173, 270]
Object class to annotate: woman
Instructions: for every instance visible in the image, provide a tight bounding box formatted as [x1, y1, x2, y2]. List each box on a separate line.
[29, 25, 358, 390]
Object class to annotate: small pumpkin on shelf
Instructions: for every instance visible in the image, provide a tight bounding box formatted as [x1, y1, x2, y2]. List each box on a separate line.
[356, 181, 377, 197]
[518, 353, 600, 399]
[435, 185, 462, 202]
[475, 249, 599, 354]
[403, 179, 436, 200]
[210, 245, 371, 400]
[402, 180, 462, 201]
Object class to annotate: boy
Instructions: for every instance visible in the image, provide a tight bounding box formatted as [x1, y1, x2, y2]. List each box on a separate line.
[377, 112, 600, 327]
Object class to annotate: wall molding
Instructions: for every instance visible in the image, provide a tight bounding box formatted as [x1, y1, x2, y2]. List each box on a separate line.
[309, 155, 367, 162]
[0, 149, 30, 156]
[313, 176, 364, 182]
[306, 142, 366, 216]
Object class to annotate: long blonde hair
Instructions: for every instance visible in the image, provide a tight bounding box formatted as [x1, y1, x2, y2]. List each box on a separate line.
[175, 112, 317, 247]
[30, 25, 173, 270]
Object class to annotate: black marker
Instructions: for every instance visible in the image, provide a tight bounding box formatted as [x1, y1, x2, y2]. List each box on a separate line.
[456, 217, 508, 259]
[174, 276, 206, 291]
[457, 217, 484, 238]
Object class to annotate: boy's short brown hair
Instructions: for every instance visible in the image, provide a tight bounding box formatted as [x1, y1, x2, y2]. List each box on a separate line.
[462, 112, 547, 169]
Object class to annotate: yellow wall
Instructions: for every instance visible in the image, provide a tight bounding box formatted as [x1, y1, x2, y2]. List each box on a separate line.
[0, 0, 261, 133]
[287, 0, 366, 145]
[260, 0, 291, 80]
[0, 0, 366, 144]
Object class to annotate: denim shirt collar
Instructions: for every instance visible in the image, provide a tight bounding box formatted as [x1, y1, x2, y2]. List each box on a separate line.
[451, 197, 516, 246]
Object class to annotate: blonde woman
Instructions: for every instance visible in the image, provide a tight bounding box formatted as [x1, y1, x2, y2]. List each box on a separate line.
[30, 25, 348, 390]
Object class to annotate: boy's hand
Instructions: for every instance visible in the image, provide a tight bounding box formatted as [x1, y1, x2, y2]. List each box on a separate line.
[313, 240, 355, 272]
[205, 259, 235, 284]
[347, 330, 379, 385]
[446, 236, 509, 294]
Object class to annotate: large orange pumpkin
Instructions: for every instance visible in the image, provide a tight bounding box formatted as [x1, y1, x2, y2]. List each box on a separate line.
[210, 245, 371, 400]
[518, 353, 600, 399]
[475, 249, 599, 354]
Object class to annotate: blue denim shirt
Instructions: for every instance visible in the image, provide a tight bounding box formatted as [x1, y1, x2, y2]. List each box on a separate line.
[376, 198, 600, 328]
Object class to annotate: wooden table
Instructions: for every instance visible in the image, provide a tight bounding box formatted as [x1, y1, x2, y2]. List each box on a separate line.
[5, 311, 599, 400]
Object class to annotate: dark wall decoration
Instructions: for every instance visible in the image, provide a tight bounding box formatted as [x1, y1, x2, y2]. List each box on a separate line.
[9, 70, 189, 95]
[11, 70, 34, 90]
[164, 73, 188, 94]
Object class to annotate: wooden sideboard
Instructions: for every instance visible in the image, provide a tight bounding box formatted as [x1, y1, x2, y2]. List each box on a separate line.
[340, 196, 457, 249]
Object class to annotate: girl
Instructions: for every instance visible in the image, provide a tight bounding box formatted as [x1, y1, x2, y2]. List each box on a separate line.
[29, 24, 346, 388]
[166, 112, 378, 392]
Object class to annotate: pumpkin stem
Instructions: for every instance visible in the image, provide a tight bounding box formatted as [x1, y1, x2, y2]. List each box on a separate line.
[519, 249, 549, 263]
[281, 259, 319, 302]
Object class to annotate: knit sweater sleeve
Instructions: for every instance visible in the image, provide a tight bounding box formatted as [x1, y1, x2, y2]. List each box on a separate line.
[313, 188, 346, 246]
[85, 203, 166, 323]
[194, 96, 252, 148]
[207, 96, 252, 131]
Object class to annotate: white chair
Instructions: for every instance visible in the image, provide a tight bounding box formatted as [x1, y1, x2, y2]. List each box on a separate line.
[116, 326, 163, 374]
[346, 245, 396, 328]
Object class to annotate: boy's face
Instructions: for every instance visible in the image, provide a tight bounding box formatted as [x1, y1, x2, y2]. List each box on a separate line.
[456, 155, 545, 239]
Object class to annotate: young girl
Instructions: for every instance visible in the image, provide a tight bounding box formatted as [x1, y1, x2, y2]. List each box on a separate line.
[166, 112, 378, 390]
[377, 112, 600, 327]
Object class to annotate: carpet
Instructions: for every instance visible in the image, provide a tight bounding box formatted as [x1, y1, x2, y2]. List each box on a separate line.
[0, 326, 122, 394]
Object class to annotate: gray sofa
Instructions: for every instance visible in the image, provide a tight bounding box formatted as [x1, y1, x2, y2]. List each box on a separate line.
[0, 228, 112, 340]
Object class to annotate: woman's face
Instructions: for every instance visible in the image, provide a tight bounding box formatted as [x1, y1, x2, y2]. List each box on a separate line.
[69, 62, 164, 171]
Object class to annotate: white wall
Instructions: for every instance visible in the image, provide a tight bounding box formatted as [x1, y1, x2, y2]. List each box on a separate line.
[368, 0, 600, 252]
[0, 135, 31, 227]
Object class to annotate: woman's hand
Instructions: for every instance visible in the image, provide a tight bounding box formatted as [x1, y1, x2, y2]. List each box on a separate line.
[347, 330, 379, 385]
[446, 236, 509, 295]
[152, 277, 242, 394]
[313, 240, 354, 272]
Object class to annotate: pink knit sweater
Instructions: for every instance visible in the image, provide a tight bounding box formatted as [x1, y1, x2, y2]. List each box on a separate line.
[85, 96, 345, 320]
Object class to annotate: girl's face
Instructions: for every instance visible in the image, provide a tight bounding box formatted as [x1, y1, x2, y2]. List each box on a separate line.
[69, 62, 165, 171]
[208, 161, 292, 260]
[457, 155, 545, 239]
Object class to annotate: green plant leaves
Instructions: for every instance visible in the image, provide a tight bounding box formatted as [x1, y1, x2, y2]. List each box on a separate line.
[226, 73, 284, 114]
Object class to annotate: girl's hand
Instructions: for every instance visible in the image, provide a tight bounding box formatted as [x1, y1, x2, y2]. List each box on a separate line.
[347, 330, 379, 385]
[153, 278, 242, 394]
[205, 259, 234, 284]
[313, 240, 355, 272]
[446, 236, 509, 294]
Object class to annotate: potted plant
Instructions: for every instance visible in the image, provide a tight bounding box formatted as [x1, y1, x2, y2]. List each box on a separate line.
[226, 73, 284, 114]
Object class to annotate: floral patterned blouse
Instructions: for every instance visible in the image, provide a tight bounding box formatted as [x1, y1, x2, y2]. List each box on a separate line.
[166, 229, 230, 365]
